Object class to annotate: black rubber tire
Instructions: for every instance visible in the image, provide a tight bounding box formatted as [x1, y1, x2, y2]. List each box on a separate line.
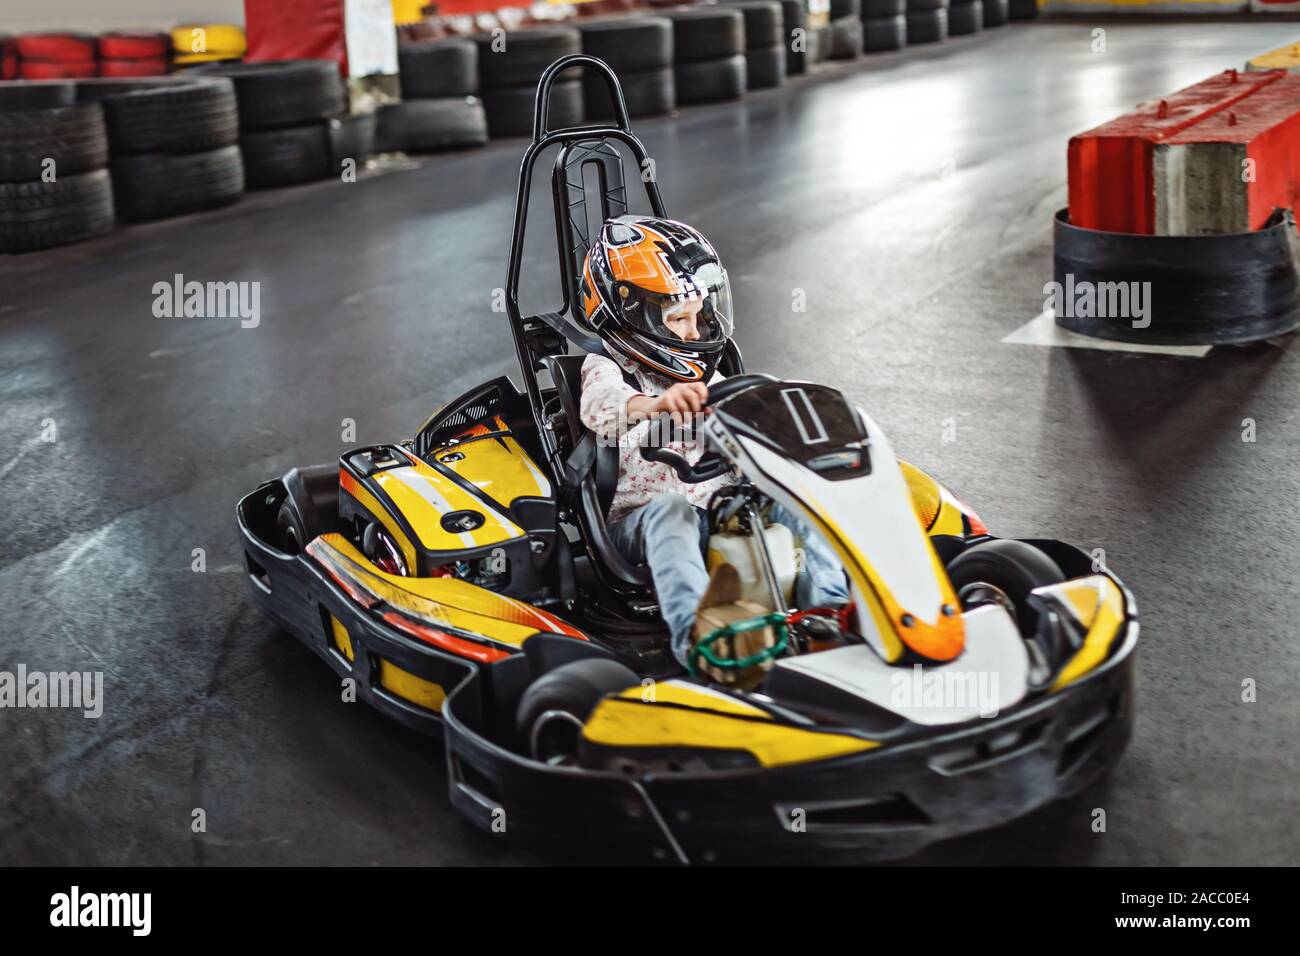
[906, 0, 950, 10]
[0, 80, 76, 111]
[1009, 0, 1039, 18]
[720, 1, 784, 49]
[949, 0, 984, 34]
[674, 54, 747, 104]
[984, 0, 1011, 25]
[831, 0, 863, 17]
[375, 97, 489, 151]
[76, 77, 239, 154]
[583, 66, 675, 120]
[328, 112, 376, 171]
[192, 60, 346, 130]
[812, 23, 834, 62]
[863, 14, 907, 51]
[779, 0, 809, 75]
[515, 658, 639, 758]
[745, 44, 786, 89]
[0, 103, 108, 183]
[110, 144, 243, 222]
[577, 17, 674, 72]
[906, 8, 949, 42]
[398, 38, 478, 99]
[481, 82, 580, 138]
[663, 8, 745, 62]
[863, 0, 908, 15]
[473, 27, 582, 90]
[239, 123, 333, 189]
[0, 168, 114, 254]
[946, 539, 1065, 633]
[827, 16, 864, 59]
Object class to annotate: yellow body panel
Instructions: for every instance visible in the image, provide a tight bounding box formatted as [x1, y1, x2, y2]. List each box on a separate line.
[377, 659, 446, 711]
[330, 615, 355, 662]
[341, 473, 420, 572]
[899, 460, 967, 536]
[313, 534, 573, 646]
[433, 423, 551, 506]
[372, 461, 523, 552]
[621, 680, 769, 717]
[583, 693, 878, 768]
[1050, 576, 1126, 689]
[1247, 43, 1300, 73]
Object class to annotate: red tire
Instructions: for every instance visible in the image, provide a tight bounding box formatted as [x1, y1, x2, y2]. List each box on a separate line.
[97, 32, 171, 60]
[16, 32, 97, 62]
[97, 57, 170, 78]
[18, 59, 99, 79]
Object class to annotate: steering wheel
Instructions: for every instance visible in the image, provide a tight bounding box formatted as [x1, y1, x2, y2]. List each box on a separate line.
[638, 374, 777, 482]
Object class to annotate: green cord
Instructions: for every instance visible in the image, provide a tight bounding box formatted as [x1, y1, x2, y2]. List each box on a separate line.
[688, 611, 790, 676]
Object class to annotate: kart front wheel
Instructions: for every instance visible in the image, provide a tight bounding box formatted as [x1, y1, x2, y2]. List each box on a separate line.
[516, 659, 639, 766]
[946, 539, 1064, 632]
[275, 499, 309, 555]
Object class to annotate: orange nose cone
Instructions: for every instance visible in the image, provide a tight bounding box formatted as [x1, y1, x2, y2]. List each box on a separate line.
[897, 606, 965, 662]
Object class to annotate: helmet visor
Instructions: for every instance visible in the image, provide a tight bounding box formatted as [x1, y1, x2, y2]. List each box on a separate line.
[608, 262, 733, 350]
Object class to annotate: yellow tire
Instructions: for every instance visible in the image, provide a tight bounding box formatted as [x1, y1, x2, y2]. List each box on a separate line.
[171, 24, 246, 57]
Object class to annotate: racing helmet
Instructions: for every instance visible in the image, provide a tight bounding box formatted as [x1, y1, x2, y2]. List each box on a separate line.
[579, 216, 734, 382]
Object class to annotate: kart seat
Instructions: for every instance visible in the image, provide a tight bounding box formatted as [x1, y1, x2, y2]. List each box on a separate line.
[542, 353, 654, 590]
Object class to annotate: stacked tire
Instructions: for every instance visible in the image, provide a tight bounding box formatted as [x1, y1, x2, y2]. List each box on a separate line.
[949, 0, 984, 35]
[723, 2, 786, 90]
[1, 35, 18, 80]
[172, 24, 245, 68]
[1009, 0, 1039, 18]
[97, 33, 171, 79]
[827, 0, 865, 61]
[384, 38, 487, 151]
[906, 0, 950, 44]
[78, 76, 243, 222]
[984, 0, 1011, 25]
[862, 0, 908, 53]
[194, 61, 349, 190]
[16, 33, 98, 80]
[0, 80, 113, 252]
[576, 18, 675, 119]
[474, 28, 583, 137]
[779, 0, 809, 77]
[664, 8, 747, 105]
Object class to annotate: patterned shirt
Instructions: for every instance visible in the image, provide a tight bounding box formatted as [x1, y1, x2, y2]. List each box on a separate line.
[579, 347, 738, 525]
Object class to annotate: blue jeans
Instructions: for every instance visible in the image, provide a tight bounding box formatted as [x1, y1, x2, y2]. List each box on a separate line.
[608, 493, 850, 668]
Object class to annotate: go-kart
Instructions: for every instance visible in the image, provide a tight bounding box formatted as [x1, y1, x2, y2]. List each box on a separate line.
[236, 56, 1138, 865]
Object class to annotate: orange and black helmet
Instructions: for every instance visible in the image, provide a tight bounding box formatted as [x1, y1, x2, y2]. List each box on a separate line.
[579, 216, 733, 382]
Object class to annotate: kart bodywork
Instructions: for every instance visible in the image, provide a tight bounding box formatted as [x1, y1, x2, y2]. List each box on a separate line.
[236, 56, 1138, 864]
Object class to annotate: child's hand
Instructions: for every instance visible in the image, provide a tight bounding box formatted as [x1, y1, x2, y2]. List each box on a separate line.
[648, 382, 709, 425]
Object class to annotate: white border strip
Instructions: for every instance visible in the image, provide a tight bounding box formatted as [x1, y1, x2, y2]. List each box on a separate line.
[1002, 310, 1212, 358]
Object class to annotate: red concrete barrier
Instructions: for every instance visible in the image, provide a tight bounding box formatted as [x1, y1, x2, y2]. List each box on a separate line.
[1155, 75, 1300, 235]
[1067, 69, 1285, 234]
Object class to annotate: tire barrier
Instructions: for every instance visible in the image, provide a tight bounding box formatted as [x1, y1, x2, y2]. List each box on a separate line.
[0, 35, 16, 82]
[171, 24, 246, 63]
[193, 61, 347, 189]
[778, 0, 810, 77]
[949, 0, 984, 35]
[577, 18, 676, 117]
[97, 33, 171, 79]
[74, 76, 244, 221]
[392, 38, 489, 151]
[474, 27, 583, 136]
[723, 2, 786, 89]
[906, 4, 950, 44]
[376, 97, 489, 152]
[1052, 207, 1300, 346]
[0, 79, 114, 253]
[984, 0, 1012, 25]
[329, 112, 377, 170]
[665, 8, 749, 104]
[863, 15, 908, 52]
[1009, 0, 1040, 16]
[828, 17, 865, 60]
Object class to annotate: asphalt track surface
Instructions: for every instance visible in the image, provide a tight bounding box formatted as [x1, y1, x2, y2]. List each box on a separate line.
[1, 21, 1296, 865]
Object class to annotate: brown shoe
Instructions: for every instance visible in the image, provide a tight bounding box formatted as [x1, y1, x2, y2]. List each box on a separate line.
[691, 563, 778, 687]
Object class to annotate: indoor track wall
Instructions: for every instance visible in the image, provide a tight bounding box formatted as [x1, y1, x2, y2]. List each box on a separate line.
[2, 0, 245, 32]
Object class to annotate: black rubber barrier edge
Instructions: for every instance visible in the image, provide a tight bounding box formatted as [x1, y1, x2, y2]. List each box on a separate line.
[1052, 206, 1300, 346]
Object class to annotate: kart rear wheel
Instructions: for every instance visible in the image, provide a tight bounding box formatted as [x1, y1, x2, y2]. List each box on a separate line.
[946, 539, 1064, 632]
[516, 659, 639, 766]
